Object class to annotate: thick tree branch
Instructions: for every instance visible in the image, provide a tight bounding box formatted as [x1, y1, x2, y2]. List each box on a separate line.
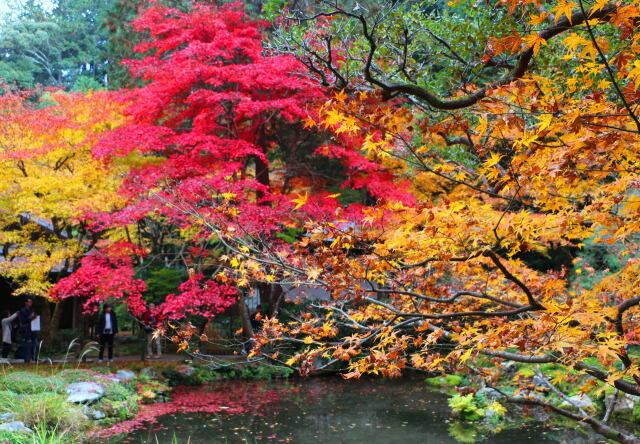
[505, 395, 639, 444]
[312, 3, 617, 110]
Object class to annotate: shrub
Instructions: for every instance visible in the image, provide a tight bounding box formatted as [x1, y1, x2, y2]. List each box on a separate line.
[103, 381, 132, 402]
[98, 396, 139, 423]
[11, 392, 87, 437]
[0, 431, 31, 444]
[448, 393, 485, 421]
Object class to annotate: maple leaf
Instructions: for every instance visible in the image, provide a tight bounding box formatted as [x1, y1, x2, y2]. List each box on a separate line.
[553, 0, 577, 24]
[523, 33, 548, 56]
[590, 0, 609, 15]
[626, 60, 640, 90]
[484, 151, 503, 168]
[334, 89, 348, 103]
[475, 116, 488, 138]
[307, 267, 322, 280]
[536, 114, 553, 131]
[292, 192, 309, 210]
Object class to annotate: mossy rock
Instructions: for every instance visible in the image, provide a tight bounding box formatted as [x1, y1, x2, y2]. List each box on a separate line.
[426, 374, 465, 387]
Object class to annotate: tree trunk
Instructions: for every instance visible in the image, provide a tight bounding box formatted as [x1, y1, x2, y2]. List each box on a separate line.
[40, 299, 53, 347]
[258, 282, 271, 307]
[270, 285, 285, 317]
[238, 293, 254, 339]
[254, 155, 270, 200]
[45, 299, 68, 348]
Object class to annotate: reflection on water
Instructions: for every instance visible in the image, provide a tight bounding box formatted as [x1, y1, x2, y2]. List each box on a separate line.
[125, 376, 588, 444]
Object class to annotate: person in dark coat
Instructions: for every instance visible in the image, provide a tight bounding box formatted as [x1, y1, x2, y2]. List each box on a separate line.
[97, 304, 118, 363]
[17, 298, 35, 363]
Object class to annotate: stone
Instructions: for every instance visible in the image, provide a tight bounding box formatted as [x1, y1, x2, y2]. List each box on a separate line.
[476, 387, 503, 400]
[562, 394, 594, 410]
[66, 381, 105, 404]
[176, 364, 195, 377]
[605, 393, 638, 413]
[140, 367, 159, 379]
[83, 407, 106, 420]
[0, 413, 16, 422]
[500, 362, 518, 376]
[532, 374, 548, 388]
[115, 369, 136, 382]
[518, 389, 546, 403]
[0, 421, 32, 433]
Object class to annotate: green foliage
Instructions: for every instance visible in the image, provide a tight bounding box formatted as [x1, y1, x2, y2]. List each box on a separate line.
[102, 0, 192, 88]
[275, 227, 305, 244]
[426, 374, 464, 387]
[29, 420, 74, 444]
[447, 422, 480, 444]
[143, 267, 188, 303]
[71, 75, 104, 91]
[97, 396, 138, 423]
[0, 372, 65, 394]
[448, 393, 485, 421]
[48, 330, 83, 355]
[103, 380, 132, 402]
[632, 403, 640, 423]
[137, 379, 170, 404]
[272, 0, 519, 100]
[262, 0, 285, 21]
[0, 0, 113, 88]
[515, 366, 536, 378]
[570, 238, 627, 290]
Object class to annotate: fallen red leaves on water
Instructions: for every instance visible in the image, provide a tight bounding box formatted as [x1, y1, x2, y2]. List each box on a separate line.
[91, 382, 282, 439]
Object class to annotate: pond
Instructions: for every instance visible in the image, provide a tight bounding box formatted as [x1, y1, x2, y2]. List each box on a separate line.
[121, 376, 593, 444]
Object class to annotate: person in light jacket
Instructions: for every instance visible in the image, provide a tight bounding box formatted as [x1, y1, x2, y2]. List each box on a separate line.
[1, 310, 17, 359]
[97, 304, 118, 363]
[143, 303, 162, 359]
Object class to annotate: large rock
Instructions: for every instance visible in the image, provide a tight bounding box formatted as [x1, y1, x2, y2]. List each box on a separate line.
[562, 394, 594, 410]
[66, 381, 105, 404]
[0, 421, 32, 433]
[115, 369, 136, 382]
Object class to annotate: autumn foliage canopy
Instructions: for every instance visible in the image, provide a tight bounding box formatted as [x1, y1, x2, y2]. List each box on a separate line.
[2, 0, 640, 440]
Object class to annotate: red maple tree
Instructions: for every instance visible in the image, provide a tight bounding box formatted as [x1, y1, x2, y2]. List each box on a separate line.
[53, 2, 409, 321]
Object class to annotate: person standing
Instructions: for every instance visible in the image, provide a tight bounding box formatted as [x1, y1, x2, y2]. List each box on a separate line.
[17, 298, 35, 363]
[144, 303, 162, 359]
[30, 313, 41, 362]
[1, 310, 17, 359]
[97, 304, 118, 363]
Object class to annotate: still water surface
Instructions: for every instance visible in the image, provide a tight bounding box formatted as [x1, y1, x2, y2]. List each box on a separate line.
[127, 377, 594, 443]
